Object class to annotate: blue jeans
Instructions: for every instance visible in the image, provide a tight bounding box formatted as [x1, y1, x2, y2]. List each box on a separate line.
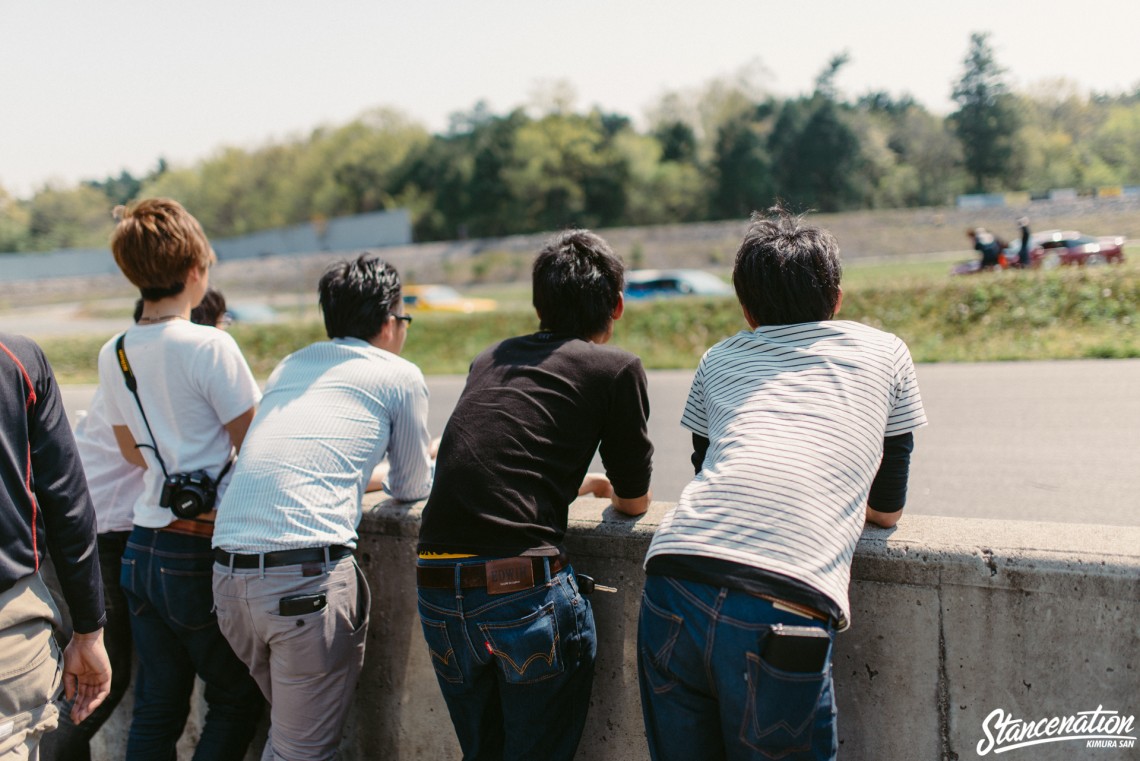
[638, 576, 837, 761]
[417, 559, 597, 761]
[120, 527, 264, 761]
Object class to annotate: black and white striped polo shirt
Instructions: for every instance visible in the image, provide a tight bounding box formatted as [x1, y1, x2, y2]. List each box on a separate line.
[645, 320, 927, 626]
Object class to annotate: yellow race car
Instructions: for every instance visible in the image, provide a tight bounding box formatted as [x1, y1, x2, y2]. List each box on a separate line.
[402, 285, 497, 314]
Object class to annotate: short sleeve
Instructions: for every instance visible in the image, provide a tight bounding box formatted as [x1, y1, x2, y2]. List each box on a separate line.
[680, 358, 709, 437]
[197, 332, 261, 425]
[884, 339, 927, 436]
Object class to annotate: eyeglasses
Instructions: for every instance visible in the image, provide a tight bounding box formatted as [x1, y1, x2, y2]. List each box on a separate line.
[393, 314, 413, 325]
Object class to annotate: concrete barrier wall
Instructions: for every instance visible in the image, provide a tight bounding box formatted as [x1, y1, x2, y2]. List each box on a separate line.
[91, 500, 1140, 760]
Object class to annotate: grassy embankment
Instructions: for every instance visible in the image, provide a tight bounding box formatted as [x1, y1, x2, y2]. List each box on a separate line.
[40, 259, 1139, 383]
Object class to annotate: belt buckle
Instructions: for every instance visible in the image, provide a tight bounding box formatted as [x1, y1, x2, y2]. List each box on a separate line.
[484, 557, 535, 595]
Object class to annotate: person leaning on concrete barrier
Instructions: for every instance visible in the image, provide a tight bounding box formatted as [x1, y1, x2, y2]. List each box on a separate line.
[0, 333, 112, 761]
[96, 199, 264, 760]
[212, 255, 434, 760]
[39, 287, 232, 761]
[416, 229, 654, 761]
[637, 206, 928, 761]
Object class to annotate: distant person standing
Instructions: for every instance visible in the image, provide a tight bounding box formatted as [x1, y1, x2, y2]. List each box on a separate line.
[1017, 217, 1032, 268]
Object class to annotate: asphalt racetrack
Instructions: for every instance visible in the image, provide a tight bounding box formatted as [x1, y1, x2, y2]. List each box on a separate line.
[61, 358, 1140, 527]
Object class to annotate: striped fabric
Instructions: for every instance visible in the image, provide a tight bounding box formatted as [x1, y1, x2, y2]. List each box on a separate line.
[214, 338, 433, 553]
[645, 320, 927, 626]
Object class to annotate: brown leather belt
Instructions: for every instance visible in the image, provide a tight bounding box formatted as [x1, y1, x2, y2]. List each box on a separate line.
[160, 517, 215, 538]
[757, 594, 832, 624]
[416, 551, 569, 593]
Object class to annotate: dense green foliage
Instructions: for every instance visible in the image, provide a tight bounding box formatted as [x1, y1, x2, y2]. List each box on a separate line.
[950, 33, 1021, 191]
[5, 33, 1140, 253]
[39, 263, 1139, 384]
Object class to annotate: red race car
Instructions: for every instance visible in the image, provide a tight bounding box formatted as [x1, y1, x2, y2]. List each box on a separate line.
[953, 230, 1126, 274]
[1012, 230, 1126, 268]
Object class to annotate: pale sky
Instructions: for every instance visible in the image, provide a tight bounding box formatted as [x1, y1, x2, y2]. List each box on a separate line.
[1, 0, 1137, 197]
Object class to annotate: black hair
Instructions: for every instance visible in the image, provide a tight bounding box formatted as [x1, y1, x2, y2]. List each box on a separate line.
[190, 288, 227, 327]
[733, 205, 842, 326]
[319, 255, 402, 341]
[139, 283, 185, 301]
[132, 299, 144, 323]
[532, 230, 624, 338]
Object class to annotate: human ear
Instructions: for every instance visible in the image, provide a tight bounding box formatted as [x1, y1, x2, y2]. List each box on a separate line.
[612, 292, 625, 321]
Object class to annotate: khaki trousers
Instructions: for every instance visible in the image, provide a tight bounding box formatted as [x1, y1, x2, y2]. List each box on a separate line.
[0, 574, 64, 761]
[213, 556, 370, 761]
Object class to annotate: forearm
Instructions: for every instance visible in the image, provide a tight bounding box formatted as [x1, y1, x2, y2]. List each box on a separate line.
[866, 505, 902, 528]
[865, 433, 914, 530]
[113, 425, 147, 469]
[612, 491, 651, 516]
[223, 407, 256, 453]
[365, 461, 391, 493]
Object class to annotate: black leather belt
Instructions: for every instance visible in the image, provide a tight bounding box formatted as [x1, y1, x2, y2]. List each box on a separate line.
[214, 545, 353, 569]
[416, 551, 569, 590]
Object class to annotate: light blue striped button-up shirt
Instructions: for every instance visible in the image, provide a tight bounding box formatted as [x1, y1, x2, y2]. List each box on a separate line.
[214, 338, 433, 553]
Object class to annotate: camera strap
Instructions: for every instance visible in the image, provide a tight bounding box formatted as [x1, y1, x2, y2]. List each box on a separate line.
[115, 333, 172, 480]
[114, 332, 235, 484]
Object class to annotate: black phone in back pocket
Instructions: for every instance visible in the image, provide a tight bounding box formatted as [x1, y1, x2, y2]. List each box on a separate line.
[279, 592, 327, 616]
[761, 624, 831, 673]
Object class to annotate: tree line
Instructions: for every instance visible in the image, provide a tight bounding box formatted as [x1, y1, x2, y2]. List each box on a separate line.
[3, 33, 1140, 253]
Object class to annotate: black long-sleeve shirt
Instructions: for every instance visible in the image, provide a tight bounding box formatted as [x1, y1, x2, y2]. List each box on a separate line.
[1, 333, 105, 633]
[419, 332, 654, 556]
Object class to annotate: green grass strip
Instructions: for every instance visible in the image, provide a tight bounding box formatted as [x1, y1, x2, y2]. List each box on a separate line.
[40, 263, 1138, 384]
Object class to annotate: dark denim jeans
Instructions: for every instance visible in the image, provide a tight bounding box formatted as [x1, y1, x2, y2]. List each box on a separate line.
[417, 559, 597, 761]
[120, 527, 263, 761]
[638, 575, 837, 761]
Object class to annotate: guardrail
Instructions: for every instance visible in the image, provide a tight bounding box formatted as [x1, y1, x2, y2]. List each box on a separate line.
[91, 499, 1140, 761]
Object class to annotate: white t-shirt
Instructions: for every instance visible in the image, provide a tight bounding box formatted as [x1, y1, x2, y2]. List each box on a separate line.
[73, 386, 145, 534]
[97, 320, 261, 529]
[645, 320, 927, 627]
[214, 338, 433, 553]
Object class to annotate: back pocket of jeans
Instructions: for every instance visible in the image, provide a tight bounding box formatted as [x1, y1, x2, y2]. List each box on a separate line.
[479, 602, 563, 685]
[638, 591, 683, 694]
[740, 652, 827, 756]
[419, 616, 463, 684]
[159, 568, 216, 631]
[118, 558, 148, 617]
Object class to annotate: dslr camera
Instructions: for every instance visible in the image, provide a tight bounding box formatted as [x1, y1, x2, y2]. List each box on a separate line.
[159, 470, 218, 520]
